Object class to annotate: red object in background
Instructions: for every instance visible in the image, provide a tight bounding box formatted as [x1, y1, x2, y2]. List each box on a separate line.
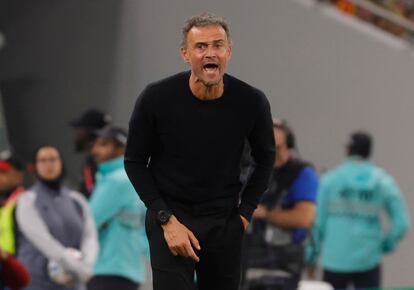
[26, 163, 35, 173]
[83, 164, 94, 194]
[0, 161, 12, 171]
[336, 0, 357, 15]
[1, 255, 30, 290]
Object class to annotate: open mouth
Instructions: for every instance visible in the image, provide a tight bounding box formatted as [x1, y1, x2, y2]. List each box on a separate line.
[203, 63, 219, 73]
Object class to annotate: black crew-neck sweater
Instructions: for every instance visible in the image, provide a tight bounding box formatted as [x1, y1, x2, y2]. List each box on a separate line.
[125, 71, 275, 220]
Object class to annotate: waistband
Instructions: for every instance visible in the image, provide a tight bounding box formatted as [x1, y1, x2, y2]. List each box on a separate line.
[164, 195, 240, 216]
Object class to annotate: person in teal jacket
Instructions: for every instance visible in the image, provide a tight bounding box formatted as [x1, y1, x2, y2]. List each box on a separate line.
[306, 131, 410, 289]
[88, 126, 148, 290]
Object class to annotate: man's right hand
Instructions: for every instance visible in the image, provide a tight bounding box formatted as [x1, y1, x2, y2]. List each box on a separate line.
[161, 215, 201, 262]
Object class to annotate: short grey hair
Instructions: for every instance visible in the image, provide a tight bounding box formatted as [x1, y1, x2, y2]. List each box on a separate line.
[181, 12, 231, 48]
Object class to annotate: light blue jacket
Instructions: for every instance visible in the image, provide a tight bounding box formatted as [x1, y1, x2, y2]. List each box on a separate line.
[89, 157, 148, 283]
[306, 157, 410, 272]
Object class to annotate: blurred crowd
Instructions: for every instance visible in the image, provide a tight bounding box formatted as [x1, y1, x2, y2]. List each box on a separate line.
[0, 109, 148, 290]
[0, 108, 411, 290]
[319, 0, 414, 44]
[241, 121, 410, 290]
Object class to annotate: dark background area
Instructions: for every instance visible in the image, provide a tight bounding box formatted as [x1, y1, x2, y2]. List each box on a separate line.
[0, 0, 121, 185]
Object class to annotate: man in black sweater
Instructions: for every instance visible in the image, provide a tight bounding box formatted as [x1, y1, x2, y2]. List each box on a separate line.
[125, 12, 275, 290]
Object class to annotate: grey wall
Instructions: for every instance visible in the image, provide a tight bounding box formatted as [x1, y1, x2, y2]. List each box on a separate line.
[113, 0, 414, 287]
[0, 91, 9, 151]
[0, 0, 122, 183]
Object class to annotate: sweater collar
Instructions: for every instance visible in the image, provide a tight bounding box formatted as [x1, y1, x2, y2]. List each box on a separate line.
[98, 157, 124, 175]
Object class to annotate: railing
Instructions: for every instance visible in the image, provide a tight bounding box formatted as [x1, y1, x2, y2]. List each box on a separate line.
[317, 0, 414, 45]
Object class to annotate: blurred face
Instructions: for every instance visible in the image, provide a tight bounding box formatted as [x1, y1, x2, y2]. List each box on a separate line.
[35, 147, 63, 181]
[274, 127, 288, 154]
[181, 25, 232, 87]
[274, 127, 290, 167]
[0, 168, 23, 194]
[91, 137, 124, 164]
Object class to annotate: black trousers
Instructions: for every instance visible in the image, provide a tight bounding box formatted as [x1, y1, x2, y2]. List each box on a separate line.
[323, 265, 381, 290]
[87, 275, 139, 290]
[146, 202, 245, 290]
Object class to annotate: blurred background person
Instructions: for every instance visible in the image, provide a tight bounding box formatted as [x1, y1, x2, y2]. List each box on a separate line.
[16, 145, 98, 290]
[306, 131, 410, 289]
[0, 151, 25, 255]
[0, 151, 30, 290]
[69, 108, 112, 198]
[243, 119, 318, 290]
[88, 127, 148, 290]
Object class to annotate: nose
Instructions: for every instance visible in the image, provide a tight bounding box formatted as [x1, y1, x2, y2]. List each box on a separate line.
[205, 44, 216, 57]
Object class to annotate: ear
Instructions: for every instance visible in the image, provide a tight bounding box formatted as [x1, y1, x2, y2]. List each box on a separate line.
[180, 47, 190, 64]
[227, 45, 232, 60]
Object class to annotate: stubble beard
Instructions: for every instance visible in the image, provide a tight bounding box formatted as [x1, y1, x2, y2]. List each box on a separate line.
[199, 73, 222, 89]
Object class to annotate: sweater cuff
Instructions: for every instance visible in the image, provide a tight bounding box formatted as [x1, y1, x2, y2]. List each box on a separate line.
[239, 202, 257, 222]
[148, 198, 170, 213]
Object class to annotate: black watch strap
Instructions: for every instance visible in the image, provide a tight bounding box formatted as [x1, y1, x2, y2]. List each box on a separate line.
[157, 210, 173, 225]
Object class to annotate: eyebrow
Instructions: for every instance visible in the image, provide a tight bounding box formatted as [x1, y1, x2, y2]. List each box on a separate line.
[194, 39, 226, 45]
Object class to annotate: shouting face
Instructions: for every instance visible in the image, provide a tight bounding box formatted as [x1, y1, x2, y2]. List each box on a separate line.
[181, 25, 232, 87]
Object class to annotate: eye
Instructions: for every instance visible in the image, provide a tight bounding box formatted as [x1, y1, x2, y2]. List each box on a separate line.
[195, 43, 207, 50]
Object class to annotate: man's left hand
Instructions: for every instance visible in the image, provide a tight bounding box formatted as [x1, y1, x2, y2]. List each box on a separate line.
[240, 215, 249, 231]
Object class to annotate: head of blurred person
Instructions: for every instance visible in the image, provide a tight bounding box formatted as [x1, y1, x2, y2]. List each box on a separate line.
[0, 151, 25, 198]
[346, 131, 372, 160]
[69, 109, 112, 153]
[33, 145, 65, 190]
[91, 126, 127, 164]
[273, 119, 296, 167]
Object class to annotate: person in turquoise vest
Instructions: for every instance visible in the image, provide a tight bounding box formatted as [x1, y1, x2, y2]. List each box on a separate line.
[88, 126, 148, 290]
[306, 131, 410, 289]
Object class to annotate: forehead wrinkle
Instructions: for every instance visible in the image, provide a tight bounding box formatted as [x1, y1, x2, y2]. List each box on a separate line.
[192, 36, 227, 43]
[187, 27, 228, 43]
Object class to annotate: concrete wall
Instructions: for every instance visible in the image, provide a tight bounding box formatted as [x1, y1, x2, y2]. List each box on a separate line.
[113, 0, 414, 287]
[0, 0, 122, 184]
[0, 91, 9, 151]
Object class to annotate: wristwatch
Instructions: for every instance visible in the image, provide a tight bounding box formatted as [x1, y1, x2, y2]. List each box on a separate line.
[156, 210, 173, 225]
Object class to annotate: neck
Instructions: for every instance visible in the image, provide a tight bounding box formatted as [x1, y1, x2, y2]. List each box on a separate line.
[189, 73, 224, 100]
[101, 154, 123, 164]
[38, 177, 62, 191]
[275, 151, 290, 168]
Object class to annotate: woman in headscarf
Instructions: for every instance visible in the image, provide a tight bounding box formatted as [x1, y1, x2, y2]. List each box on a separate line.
[16, 145, 98, 290]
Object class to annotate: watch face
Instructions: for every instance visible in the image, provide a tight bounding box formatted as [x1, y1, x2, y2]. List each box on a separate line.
[158, 210, 172, 224]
